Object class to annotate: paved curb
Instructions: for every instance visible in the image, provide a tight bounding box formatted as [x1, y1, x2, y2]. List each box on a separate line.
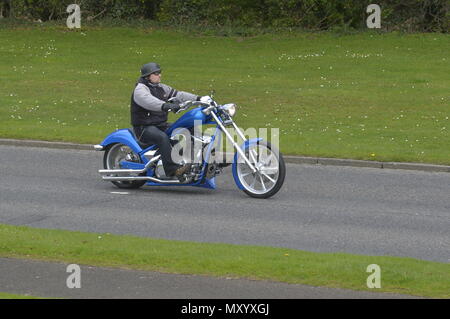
[284, 155, 450, 173]
[1, 138, 449, 173]
[0, 138, 93, 151]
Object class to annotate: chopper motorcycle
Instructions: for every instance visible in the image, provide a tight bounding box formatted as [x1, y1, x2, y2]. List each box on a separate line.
[94, 97, 285, 198]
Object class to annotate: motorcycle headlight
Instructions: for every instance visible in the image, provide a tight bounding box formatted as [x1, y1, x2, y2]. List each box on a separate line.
[222, 103, 236, 117]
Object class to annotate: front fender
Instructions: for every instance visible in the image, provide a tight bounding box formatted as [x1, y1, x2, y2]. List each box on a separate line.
[232, 138, 263, 190]
[100, 129, 142, 154]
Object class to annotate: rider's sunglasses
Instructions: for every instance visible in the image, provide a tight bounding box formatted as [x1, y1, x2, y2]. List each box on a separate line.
[152, 72, 161, 76]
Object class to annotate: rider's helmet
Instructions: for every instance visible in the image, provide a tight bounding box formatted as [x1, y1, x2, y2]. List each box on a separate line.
[140, 62, 161, 78]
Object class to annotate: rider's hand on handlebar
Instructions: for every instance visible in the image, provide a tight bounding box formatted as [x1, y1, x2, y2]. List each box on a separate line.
[162, 101, 181, 113]
[199, 96, 213, 104]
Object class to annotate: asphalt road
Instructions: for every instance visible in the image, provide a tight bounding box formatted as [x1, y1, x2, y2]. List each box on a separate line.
[0, 145, 449, 263]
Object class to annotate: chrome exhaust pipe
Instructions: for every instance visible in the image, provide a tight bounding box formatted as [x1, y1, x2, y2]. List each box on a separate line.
[98, 155, 161, 176]
[99, 154, 182, 183]
[101, 176, 180, 184]
[99, 168, 145, 176]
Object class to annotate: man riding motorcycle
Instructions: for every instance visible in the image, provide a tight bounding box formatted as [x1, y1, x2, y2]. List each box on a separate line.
[131, 62, 206, 180]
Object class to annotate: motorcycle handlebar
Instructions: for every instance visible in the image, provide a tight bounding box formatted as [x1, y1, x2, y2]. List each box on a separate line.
[175, 100, 211, 114]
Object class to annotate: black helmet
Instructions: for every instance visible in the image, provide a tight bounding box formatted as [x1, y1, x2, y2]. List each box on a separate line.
[140, 62, 161, 78]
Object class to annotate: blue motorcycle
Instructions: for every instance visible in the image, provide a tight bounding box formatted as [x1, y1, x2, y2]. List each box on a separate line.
[94, 97, 285, 198]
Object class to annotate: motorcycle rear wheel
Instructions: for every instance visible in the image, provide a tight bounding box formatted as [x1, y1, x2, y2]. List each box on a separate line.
[103, 143, 146, 189]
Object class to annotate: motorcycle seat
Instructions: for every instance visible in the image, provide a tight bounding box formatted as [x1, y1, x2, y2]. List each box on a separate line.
[129, 128, 154, 150]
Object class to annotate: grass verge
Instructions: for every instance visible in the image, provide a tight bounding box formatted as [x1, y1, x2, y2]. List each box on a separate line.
[0, 223, 448, 298]
[0, 292, 40, 299]
[0, 25, 449, 164]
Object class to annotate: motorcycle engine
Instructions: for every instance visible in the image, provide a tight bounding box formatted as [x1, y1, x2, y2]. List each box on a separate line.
[152, 131, 215, 181]
[205, 163, 218, 179]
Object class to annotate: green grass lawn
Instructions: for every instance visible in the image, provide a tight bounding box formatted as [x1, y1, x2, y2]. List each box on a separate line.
[0, 223, 449, 298]
[0, 25, 449, 164]
[0, 292, 40, 299]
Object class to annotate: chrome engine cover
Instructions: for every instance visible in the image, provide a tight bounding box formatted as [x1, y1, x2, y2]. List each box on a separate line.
[154, 159, 167, 178]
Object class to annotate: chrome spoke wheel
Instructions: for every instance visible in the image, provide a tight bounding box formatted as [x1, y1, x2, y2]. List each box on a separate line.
[236, 143, 281, 196]
[106, 144, 139, 171]
[103, 143, 146, 189]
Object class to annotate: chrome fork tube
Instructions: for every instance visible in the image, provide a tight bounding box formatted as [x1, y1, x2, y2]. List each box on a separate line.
[210, 111, 257, 173]
[231, 121, 246, 141]
[231, 121, 259, 165]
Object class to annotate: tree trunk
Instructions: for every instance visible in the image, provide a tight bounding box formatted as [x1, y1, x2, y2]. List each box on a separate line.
[7, 0, 13, 18]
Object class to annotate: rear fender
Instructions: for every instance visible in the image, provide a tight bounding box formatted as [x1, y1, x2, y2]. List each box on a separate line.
[100, 129, 142, 154]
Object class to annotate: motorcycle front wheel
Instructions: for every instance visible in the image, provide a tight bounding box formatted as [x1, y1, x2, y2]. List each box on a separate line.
[103, 143, 146, 189]
[234, 141, 285, 199]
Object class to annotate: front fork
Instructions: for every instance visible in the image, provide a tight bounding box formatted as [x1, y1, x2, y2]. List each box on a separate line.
[209, 111, 258, 173]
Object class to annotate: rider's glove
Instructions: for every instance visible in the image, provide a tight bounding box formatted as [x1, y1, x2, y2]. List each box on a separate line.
[162, 101, 181, 113]
[199, 96, 213, 104]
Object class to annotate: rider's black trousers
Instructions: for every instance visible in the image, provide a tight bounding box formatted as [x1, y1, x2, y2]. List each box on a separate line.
[133, 123, 179, 176]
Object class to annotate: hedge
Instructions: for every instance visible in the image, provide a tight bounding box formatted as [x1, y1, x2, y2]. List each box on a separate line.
[0, 0, 448, 32]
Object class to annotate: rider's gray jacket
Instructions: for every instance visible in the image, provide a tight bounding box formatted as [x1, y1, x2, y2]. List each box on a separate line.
[131, 78, 199, 126]
[133, 81, 198, 112]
